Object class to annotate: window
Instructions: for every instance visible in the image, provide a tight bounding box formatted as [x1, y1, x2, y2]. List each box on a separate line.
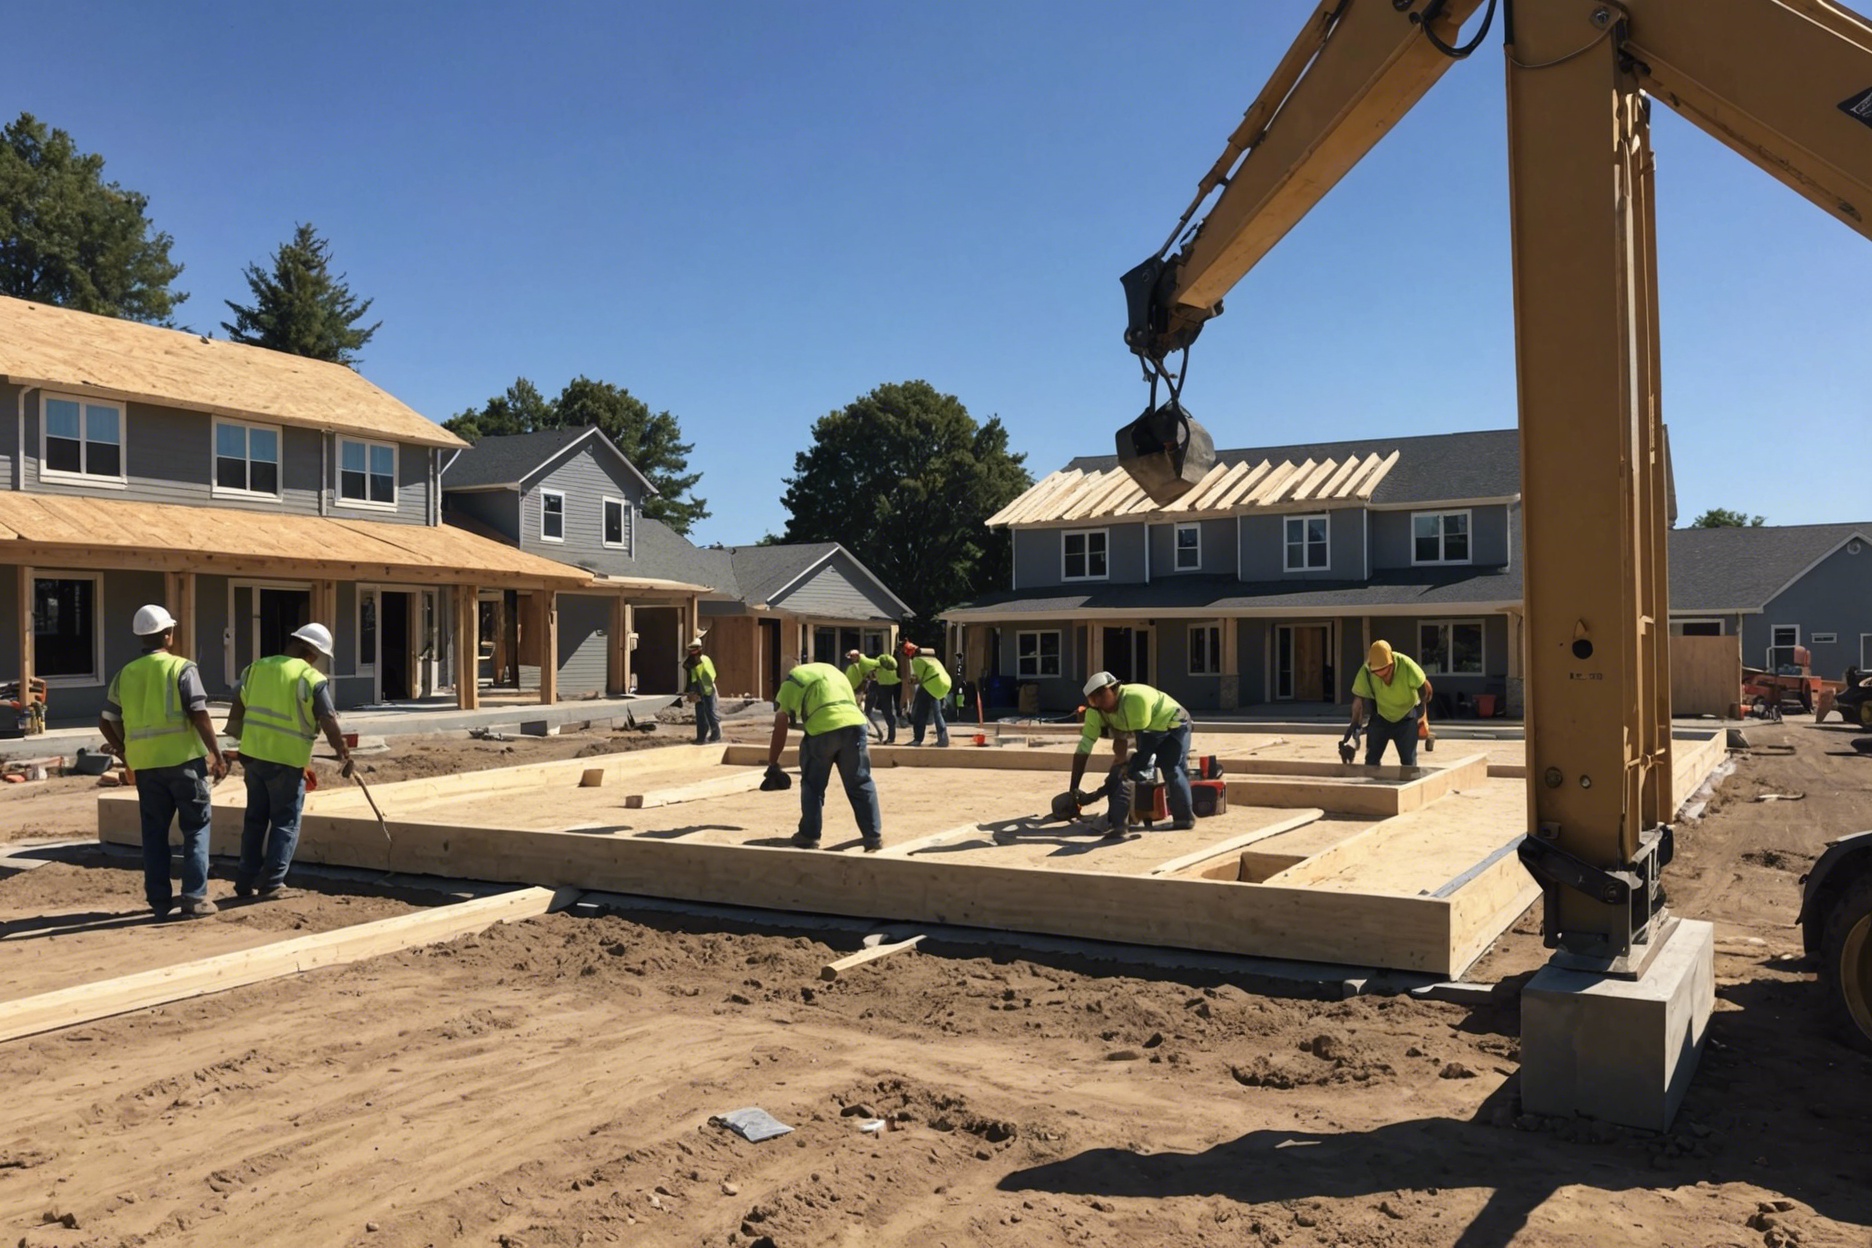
[1062, 529, 1108, 580]
[33, 576, 100, 682]
[1418, 620, 1485, 675]
[358, 590, 378, 673]
[1284, 514, 1329, 571]
[1016, 630, 1062, 678]
[1769, 624, 1800, 671]
[540, 490, 566, 542]
[1412, 510, 1472, 564]
[1676, 619, 1724, 637]
[862, 628, 890, 654]
[602, 496, 628, 549]
[41, 395, 124, 484]
[1189, 624, 1222, 676]
[213, 419, 281, 497]
[338, 438, 396, 507]
[1812, 632, 1838, 645]
[1174, 523, 1201, 571]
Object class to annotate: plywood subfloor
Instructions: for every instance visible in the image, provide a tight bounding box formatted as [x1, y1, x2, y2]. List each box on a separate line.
[1279, 779, 1526, 896]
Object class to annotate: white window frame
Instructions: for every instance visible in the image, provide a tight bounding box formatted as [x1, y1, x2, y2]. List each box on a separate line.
[1016, 629, 1062, 679]
[210, 417, 284, 501]
[540, 489, 567, 543]
[1410, 508, 1473, 566]
[601, 495, 627, 549]
[1769, 624, 1800, 669]
[1675, 618, 1724, 637]
[336, 437, 398, 510]
[1188, 623, 1222, 676]
[1061, 528, 1109, 582]
[1810, 632, 1838, 645]
[356, 586, 379, 676]
[39, 392, 127, 488]
[1173, 523, 1202, 572]
[1283, 513, 1331, 572]
[31, 571, 104, 686]
[1418, 618, 1487, 676]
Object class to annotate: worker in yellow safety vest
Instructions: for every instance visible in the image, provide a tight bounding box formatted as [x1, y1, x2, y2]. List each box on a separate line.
[226, 623, 352, 900]
[901, 641, 952, 748]
[1066, 671, 1197, 838]
[762, 662, 883, 850]
[684, 637, 721, 744]
[97, 604, 228, 919]
[844, 647, 893, 743]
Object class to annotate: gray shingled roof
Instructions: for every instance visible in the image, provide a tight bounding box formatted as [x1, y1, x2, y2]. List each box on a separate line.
[442, 428, 589, 488]
[1668, 523, 1872, 612]
[945, 566, 1523, 618]
[1065, 428, 1522, 508]
[634, 530, 908, 616]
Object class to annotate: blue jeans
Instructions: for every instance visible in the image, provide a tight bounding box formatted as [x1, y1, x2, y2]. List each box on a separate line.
[911, 688, 949, 746]
[693, 691, 721, 743]
[867, 683, 898, 743]
[135, 757, 212, 912]
[798, 725, 882, 846]
[1103, 721, 1195, 826]
[1365, 709, 1420, 766]
[238, 757, 307, 892]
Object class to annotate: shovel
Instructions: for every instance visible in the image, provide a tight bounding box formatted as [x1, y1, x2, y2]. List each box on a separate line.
[348, 766, 396, 873]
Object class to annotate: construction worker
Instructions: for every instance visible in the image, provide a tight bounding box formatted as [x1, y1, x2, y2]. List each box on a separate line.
[870, 645, 902, 742]
[225, 623, 351, 900]
[902, 641, 952, 747]
[844, 647, 884, 742]
[1349, 639, 1433, 766]
[763, 661, 882, 851]
[1067, 671, 1196, 837]
[684, 637, 721, 745]
[96, 605, 227, 919]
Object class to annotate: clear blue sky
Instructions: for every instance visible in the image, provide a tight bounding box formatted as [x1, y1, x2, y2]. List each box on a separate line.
[11, 2, 1869, 542]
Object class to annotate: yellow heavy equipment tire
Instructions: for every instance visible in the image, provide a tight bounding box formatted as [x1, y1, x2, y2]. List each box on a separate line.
[1858, 701, 1872, 729]
[1819, 874, 1872, 1053]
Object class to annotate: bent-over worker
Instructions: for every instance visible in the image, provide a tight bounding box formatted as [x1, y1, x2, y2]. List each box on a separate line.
[902, 642, 951, 748]
[1349, 639, 1433, 767]
[98, 605, 227, 919]
[225, 623, 351, 900]
[844, 648, 890, 743]
[1068, 672, 1196, 836]
[684, 637, 721, 745]
[766, 662, 883, 851]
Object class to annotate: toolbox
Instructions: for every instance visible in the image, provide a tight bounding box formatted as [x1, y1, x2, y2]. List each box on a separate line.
[1191, 779, 1227, 817]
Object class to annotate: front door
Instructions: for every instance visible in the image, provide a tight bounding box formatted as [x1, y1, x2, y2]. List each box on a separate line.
[257, 588, 310, 662]
[1101, 626, 1151, 685]
[761, 619, 782, 699]
[381, 593, 412, 701]
[1275, 624, 1331, 701]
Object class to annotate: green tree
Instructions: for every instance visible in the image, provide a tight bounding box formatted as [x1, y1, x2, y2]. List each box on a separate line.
[1691, 508, 1766, 528]
[778, 380, 1031, 632]
[222, 223, 380, 364]
[445, 376, 710, 535]
[0, 112, 185, 324]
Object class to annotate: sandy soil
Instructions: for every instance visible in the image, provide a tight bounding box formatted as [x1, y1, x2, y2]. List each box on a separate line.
[1, 722, 1868, 1246]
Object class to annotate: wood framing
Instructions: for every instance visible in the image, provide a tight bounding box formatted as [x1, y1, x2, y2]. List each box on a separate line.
[455, 584, 480, 710]
[822, 936, 925, 981]
[624, 770, 768, 809]
[15, 563, 32, 695]
[0, 887, 572, 1044]
[164, 570, 196, 659]
[539, 590, 559, 705]
[1146, 809, 1323, 877]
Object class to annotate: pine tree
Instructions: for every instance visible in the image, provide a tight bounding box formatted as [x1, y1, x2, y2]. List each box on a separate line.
[222, 223, 380, 364]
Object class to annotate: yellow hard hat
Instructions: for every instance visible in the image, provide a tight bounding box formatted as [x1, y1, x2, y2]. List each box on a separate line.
[1367, 640, 1395, 669]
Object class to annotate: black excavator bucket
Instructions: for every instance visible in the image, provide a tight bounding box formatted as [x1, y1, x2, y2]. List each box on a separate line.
[1115, 400, 1216, 506]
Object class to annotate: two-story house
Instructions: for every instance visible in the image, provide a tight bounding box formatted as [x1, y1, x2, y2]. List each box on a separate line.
[0, 295, 590, 725]
[442, 430, 911, 702]
[943, 429, 1527, 716]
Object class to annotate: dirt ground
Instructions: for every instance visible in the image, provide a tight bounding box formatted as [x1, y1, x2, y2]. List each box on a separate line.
[2, 721, 1869, 1246]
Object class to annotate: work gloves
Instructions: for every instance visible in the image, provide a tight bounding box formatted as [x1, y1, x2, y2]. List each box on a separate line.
[760, 763, 793, 792]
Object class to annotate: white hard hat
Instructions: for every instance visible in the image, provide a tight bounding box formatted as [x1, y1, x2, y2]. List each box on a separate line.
[132, 604, 177, 636]
[291, 622, 335, 658]
[688, 636, 705, 649]
[1083, 671, 1119, 698]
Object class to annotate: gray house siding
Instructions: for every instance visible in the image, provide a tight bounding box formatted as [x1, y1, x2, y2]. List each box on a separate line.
[15, 392, 434, 523]
[195, 574, 231, 694]
[1155, 622, 1220, 712]
[770, 553, 902, 621]
[1369, 504, 1512, 572]
[1238, 619, 1268, 705]
[512, 447, 649, 575]
[555, 593, 612, 698]
[1749, 542, 1872, 678]
[1238, 508, 1364, 581]
[1011, 523, 1147, 590]
[997, 618, 1084, 710]
[444, 488, 521, 543]
[1147, 518, 1237, 578]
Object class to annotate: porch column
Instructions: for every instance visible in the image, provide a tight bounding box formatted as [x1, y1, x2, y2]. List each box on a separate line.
[456, 585, 480, 710]
[538, 590, 559, 705]
[1088, 623, 1104, 677]
[1505, 609, 1526, 718]
[1219, 617, 1240, 711]
[607, 597, 626, 696]
[164, 570, 197, 664]
[15, 564, 33, 708]
[492, 594, 510, 688]
[310, 580, 337, 641]
[749, 614, 762, 700]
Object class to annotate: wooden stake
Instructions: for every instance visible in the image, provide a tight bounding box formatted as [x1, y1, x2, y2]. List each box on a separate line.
[821, 935, 924, 981]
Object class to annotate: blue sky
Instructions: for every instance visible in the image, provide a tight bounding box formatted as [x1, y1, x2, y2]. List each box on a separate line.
[11, 2, 1869, 542]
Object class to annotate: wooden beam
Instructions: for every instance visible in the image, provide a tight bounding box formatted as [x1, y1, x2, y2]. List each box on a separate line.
[607, 597, 626, 695]
[539, 590, 558, 706]
[2, 544, 585, 590]
[164, 570, 195, 662]
[873, 820, 992, 857]
[0, 888, 576, 1044]
[623, 770, 767, 809]
[16, 564, 31, 701]
[456, 585, 480, 710]
[1144, 808, 1324, 877]
[821, 935, 925, 981]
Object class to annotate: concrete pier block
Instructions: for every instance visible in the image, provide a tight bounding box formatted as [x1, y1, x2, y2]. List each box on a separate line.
[1520, 918, 1714, 1132]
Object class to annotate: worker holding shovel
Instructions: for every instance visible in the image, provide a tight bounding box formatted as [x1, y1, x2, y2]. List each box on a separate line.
[1348, 640, 1434, 767]
[225, 623, 352, 901]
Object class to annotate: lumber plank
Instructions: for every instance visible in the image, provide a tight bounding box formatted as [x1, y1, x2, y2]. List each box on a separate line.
[625, 770, 768, 809]
[820, 935, 925, 980]
[873, 821, 992, 857]
[0, 887, 574, 1044]
[1145, 809, 1324, 876]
